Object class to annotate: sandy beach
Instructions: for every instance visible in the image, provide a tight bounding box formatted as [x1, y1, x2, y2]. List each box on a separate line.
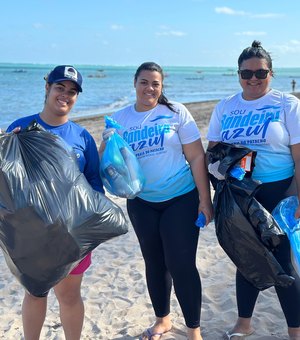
[1, 95, 300, 340]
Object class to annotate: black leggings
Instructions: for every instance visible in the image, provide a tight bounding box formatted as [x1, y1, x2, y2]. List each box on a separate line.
[127, 188, 201, 328]
[236, 177, 300, 327]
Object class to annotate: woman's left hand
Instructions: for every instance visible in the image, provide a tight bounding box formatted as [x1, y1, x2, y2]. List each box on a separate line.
[295, 204, 300, 219]
[198, 201, 214, 226]
[12, 127, 21, 134]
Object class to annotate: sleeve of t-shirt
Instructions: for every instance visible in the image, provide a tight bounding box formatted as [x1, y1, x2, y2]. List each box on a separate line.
[284, 94, 300, 145]
[206, 100, 225, 142]
[177, 103, 201, 144]
[6, 115, 38, 132]
[6, 120, 21, 132]
[83, 131, 105, 193]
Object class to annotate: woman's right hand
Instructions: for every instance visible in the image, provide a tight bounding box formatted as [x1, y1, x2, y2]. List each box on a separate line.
[12, 127, 21, 134]
[102, 128, 116, 142]
[295, 204, 300, 219]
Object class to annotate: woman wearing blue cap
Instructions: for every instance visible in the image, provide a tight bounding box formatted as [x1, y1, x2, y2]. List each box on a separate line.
[7, 65, 104, 340]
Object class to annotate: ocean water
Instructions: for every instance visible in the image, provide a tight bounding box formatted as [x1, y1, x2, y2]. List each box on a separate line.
[1, 63, 300, 129]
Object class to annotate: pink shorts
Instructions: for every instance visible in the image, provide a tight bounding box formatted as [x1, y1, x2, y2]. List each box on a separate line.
[69, 253, 91, 275]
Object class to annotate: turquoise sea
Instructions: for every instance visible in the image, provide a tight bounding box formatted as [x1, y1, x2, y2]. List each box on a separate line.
[1, 63, 300, 129]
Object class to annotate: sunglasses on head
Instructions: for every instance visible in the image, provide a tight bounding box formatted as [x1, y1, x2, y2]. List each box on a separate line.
[238, 69, 270, 80]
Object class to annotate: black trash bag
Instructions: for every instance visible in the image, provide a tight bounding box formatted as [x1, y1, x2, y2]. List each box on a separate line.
[0, 122, 128, 297]
[0, 206, 80, 296]
[207, 142, 257, 187]
[208, 142, 294, 290]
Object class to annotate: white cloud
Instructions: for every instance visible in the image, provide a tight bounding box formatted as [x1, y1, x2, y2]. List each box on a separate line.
[290, 40, 300, 45]
[156, 30, 186, 37]
[272, 40, 300, 54]
[215, 7, 248, 15]
[110, 24, 123, 30]
[251, 13, 284, 18]
[159, 25, 169, 30]
[235, 31, 267, 36]
[169, 31, 186, 37]
[215, 7, 283, 19]
[33, 23, 43, 29]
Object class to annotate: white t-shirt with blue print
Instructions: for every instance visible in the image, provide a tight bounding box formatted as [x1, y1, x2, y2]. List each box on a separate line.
[207, 89, 300, 183]
[112, 102, 201, 202]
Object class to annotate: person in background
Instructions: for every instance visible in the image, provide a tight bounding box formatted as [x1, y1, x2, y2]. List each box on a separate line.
[292, 79, 296, 92]
[99, 62, 213, 340]
[7, 65, 104, 340]
[207, 41, 300, 340]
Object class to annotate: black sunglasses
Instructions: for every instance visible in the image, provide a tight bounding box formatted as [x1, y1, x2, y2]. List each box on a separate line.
[238, 69, 270, 80]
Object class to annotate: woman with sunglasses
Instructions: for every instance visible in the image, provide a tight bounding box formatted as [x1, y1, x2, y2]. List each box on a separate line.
[207, 41, 300, 339]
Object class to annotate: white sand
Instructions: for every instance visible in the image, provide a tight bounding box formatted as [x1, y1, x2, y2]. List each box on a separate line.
[0, 195, 289, 339]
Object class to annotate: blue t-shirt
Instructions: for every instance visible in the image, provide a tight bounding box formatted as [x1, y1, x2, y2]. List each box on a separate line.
[7, 113, 104, 193]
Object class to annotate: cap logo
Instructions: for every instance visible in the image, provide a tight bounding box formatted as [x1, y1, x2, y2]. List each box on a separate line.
[64, 67, 78, 81]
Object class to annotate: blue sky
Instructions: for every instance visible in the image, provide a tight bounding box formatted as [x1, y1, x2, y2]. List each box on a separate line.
[1, 0, 299, 67]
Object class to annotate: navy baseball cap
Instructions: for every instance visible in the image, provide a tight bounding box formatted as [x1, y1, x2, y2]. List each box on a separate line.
[46, 65, 83, 92]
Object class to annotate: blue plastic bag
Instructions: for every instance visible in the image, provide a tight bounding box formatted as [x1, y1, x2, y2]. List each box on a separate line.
[229, 166, 246, 180]
[100, 116, 145, 198]
[195, 212, 206, 228]
[272, 195, 300, 275]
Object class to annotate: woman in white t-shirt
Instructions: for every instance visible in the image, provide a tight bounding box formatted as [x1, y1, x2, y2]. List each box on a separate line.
[99, 62, 213, 340]
[207, 41, 300, 340]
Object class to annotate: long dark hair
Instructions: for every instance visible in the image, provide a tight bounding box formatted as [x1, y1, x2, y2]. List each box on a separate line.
[134, 62, 176, 112]
[238, 40, 273, 71]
